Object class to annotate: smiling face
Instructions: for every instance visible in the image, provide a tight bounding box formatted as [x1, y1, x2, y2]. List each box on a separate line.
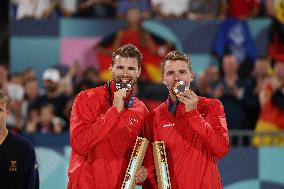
[110, 44, 142, 90]
[111, 56, 141, 88]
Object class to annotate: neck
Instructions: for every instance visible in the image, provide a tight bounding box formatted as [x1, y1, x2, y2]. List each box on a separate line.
[169, 93, 177, 102]
[225, 73, 237, 79]
[46, 90, 58, 98]
[129, 24, 139, 30]
[0, 126, 8, 144]
[0, 125, 7, 133]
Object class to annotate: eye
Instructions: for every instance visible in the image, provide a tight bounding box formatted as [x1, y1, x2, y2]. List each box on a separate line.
[166, 71, 174, 76]
[179, 70, 187, 74]
[116, 65, 124, 70]
[128, 67, 136, 71]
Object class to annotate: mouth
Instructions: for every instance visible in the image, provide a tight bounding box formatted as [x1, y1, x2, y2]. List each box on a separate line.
[119, 78, 132, 84]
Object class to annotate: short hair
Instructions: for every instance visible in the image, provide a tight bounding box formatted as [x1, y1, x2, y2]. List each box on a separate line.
[0, 91, 10, 109]
[112, 44, 142, 68]
[161, 51, 192, 75]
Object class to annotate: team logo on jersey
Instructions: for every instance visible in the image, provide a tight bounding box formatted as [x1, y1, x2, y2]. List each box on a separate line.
[162, 123, 175, 128]
[9, 160, 17, 172]
[129, 118, 139, 126]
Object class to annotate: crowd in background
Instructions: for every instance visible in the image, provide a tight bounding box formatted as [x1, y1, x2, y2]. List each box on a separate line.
[0, 0, 283, 146]
[10, 0, 281, 20]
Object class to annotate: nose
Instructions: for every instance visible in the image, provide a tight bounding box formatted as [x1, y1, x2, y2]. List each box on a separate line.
[121, 68, 131, 79]
[173, 72, 180, 82]
[122, 68, 128, 75]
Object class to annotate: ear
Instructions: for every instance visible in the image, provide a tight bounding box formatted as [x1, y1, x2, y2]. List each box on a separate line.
[138, 68, 141, 77]
[190, 71, 195, 82]
[6, 109, 10, 117]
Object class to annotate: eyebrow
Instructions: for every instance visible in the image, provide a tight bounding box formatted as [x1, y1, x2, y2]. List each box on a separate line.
[115, 65, 137, 70]
[166, 69, 188, 73]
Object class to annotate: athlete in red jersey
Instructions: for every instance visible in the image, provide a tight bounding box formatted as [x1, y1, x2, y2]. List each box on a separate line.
[144, 51, 230, 188]
[68, 44, 156, 189]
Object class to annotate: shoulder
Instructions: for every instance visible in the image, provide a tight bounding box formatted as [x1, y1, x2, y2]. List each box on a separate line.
[8, 132, 35, 153]
[133, 97, 149, 112]
[152, 101, 167, 116]
[199, 96, 222, 105]
[198, 96, 224, 112]
[74, 86, 107, 103]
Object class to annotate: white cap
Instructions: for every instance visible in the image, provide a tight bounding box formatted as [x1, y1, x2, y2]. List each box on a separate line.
[42, 68, 60, 82]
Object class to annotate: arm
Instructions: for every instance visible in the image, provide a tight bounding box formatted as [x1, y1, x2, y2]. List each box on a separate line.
[185, 99, 230, 158]
[70, 91, 122, 156]
[24, 143, 39, 189]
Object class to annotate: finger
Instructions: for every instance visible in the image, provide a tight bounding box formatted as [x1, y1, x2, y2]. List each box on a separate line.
[116, 89, 127, 98]
[177, 95, 190, 104]
[188, 90, 197, 98]
[117, 88, 127, 94]
[177, 93, 191, 100]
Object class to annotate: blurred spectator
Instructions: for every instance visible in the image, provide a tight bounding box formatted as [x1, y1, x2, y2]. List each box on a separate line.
[57, 0, 78, 17]
[12, 0, 59, 20]
[58, 63, 78, 96]
[212, 54, 256, 133]
[195, 64, 220, 97]
[96, 8, 173, 82]
[151, 0, 190, 18]
[266, 0, 284, 20]
[246, 57, 271, 132]
[252, 58, 284, 146]
[76, 0, 116, 18]
[22, 78, 40, 123]
[96, 8, 157, 55]
[82, 67, 102, 84]
[223, 0, 260, 19]
[268, 1, 284, 62]
[26, 104, 65, 134]
[252, 57, 271, 96]
[6, 73, 25, 132]
[117, 0, 151, 19]
[22, 68, 37, 85]
[213, 18, 256, 78]
[187, 0, 227, 20]
[29, 68, 69, 120]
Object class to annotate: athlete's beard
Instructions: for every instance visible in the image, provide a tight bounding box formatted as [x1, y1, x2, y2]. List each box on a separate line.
[113, 75, 137, 88]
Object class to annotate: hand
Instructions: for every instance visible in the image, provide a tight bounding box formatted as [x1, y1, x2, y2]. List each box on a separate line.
[135, 166, 148, 184]
[212, 85, 224, 98]
[177, 90, 198, 112]
[113, 88, 127, 112]
[232, 86, 244, 99]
